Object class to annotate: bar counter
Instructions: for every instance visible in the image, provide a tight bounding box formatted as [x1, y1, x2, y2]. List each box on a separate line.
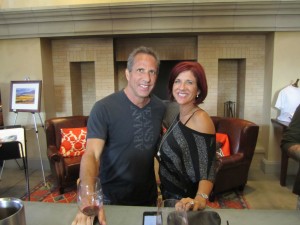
[23, 202, 300, 225]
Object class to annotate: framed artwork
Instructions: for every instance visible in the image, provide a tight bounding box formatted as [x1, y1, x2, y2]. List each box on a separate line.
[0, 125, 26, 157]
[9, 80, 42, 112]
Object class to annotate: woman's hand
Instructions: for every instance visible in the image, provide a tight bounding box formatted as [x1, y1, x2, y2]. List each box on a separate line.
[71, 211, 93, 225]
[179, 197, 207, 211]
[71, 207, 106, 225]
[98, 207, 107, 225]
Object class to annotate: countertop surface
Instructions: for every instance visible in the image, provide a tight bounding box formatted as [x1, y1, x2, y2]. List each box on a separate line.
[23, 202, 300, 225]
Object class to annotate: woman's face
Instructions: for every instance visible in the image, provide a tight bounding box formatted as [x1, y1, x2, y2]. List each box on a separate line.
[172, 70, 199, 105]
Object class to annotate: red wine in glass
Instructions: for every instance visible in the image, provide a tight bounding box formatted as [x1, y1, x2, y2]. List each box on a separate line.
[77, 177, 103, 224]
[82, 205, 101, 217]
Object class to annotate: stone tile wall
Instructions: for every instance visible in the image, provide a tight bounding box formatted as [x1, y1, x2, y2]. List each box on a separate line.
[198, 34, 265, 124]
[51, 35, 265, 129]
[52, 38, 114, 116]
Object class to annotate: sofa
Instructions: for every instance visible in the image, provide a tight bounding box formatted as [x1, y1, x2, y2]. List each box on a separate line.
[45, 116, 89, 194]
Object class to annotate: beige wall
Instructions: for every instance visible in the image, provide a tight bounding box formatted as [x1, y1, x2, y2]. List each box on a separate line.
[0, 38, 45, 124]
[262, 32, 300, 174]
[51, 38, 114, 117]
[218, 60, 238, 117]
[0, 38, 48, 169]
[1, 33, 300, 175]
[198, 34, 266, 152]
[1, 32, 300, 173]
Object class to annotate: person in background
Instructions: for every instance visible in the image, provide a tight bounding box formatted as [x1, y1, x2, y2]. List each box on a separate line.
[158, 61, 216, 211]
[281, 104, 300, 210]
[72, 46, 165, 225]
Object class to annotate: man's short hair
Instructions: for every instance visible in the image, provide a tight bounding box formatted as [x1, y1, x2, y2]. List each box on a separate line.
[127, 46, 160, 73]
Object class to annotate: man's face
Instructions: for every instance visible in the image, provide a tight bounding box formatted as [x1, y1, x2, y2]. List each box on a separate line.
[126, 53, 158, 98]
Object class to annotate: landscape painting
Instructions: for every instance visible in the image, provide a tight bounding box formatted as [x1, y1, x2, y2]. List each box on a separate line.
[15, 88, 35, 104]
[10, 80, 42, 112]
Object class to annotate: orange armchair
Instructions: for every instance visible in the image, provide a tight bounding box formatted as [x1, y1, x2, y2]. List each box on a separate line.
[45, 116, 88, 194]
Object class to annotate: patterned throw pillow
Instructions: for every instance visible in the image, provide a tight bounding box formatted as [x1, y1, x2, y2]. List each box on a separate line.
[216, 133, 231, 158]
[59, 127, 87, 157]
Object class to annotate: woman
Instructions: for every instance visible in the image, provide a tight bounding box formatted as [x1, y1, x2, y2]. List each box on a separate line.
[158, 61, 216, 211]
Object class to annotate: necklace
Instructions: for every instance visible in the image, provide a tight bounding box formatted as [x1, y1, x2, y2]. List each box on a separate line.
[157, 108, 200, 159]
[180, 107, 199, 121]
[157, 115, 180, 159]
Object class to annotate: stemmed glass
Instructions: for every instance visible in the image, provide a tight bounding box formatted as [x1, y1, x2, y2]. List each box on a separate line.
[157, 199, 188, 225]
[77, 177, 103, 224]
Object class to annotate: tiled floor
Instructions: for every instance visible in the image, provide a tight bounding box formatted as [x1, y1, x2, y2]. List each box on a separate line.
[0, 161, 51, 199]
[0, 153, 298, 210]
[245, 153, 297, 209]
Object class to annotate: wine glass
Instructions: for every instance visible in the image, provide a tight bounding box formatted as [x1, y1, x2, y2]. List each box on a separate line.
[157, 199, 188, 225]
[77, 177, 103, 224]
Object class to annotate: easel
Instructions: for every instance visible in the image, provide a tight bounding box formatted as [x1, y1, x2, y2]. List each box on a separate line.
[5, 79, 47, 186]
[13, 111, 46, 185]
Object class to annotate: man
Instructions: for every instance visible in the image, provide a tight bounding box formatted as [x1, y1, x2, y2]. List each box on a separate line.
[72, 46, 165, 225]
[281, 104, 300, 210]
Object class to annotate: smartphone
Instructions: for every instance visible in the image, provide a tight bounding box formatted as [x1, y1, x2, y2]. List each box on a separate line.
[143, 211, 162, 225]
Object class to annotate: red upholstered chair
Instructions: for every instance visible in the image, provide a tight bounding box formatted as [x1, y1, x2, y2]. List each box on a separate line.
[45, 116, 89, 194]
[210, 116, 259, 201]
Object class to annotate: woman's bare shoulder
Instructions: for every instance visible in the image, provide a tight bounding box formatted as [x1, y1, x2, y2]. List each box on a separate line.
[192, 109, 215, 134]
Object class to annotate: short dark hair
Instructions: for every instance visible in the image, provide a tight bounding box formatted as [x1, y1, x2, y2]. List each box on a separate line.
[168, 61, 208, 105]
[127, 46, 160, 73]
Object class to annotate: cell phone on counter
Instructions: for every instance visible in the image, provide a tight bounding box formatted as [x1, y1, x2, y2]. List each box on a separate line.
[143, 211, 162, 225]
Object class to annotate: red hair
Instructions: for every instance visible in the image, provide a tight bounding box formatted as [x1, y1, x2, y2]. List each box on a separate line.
[168, 61, 208, 104]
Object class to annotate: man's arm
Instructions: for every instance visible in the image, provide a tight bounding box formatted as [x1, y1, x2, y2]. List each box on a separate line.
[80, 138, 105, 180]
[281, 105, 300, 151]
[288, 144, 300, 159]
[72, 138, 106, 225]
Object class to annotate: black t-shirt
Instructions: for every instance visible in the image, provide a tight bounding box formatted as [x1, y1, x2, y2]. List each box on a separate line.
[87, 90, 165, 205]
